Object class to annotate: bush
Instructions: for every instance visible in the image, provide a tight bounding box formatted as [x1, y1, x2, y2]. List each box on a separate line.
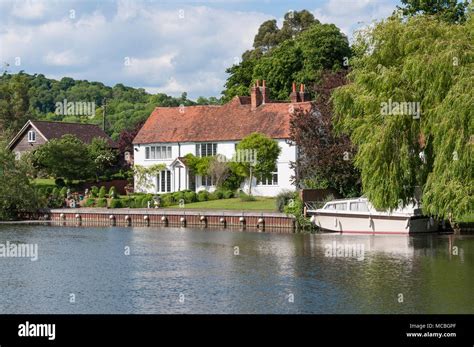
[197, 190, 209, 202]
[59, 187, 68, 198]
[214, 190, 224, 199]
[276, 190, 297, 212]
[208, 192, 219, 200]
[109, 186, 117, 199]
[239, 191, 256, 201]
[161, 194, 175, 207]
[121, 197, 135, 208]
[140, 194, 154, 208]
[222, 190, 234, 199]
[84, 198, 95, 207]
[90, 186, 99, 198]
[109, 199, 124, 208]
[55, 178, 65, 187]
[98, 186, 106, 199]
[184, 191, 197, 203]
[51, 187, 60, 198]
[96, 198, 107, 207]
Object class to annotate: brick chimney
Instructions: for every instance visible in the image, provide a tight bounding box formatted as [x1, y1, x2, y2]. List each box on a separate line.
[260, 80, 270, 104]
[251, 80, 263, 110]
[290, 82, 300, 103]
[298, 83, 311, 101]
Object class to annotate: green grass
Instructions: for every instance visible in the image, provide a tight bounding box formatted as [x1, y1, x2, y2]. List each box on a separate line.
[458, 213, 474, 223]
[31, 178, 56, 189]
[165, 197, 277, 211]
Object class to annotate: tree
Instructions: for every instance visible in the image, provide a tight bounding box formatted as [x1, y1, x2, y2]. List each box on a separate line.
[397, 0, 469, 23]
[88, 137, 118, 179]
[33, 135, 93, 181]
[0, 140, 37, 220]
[223, 16, 350, 101]
[332, 14, 473, 221]
[0, 72, 30, 134]
[235, 133, 281, 195]
[208, 156, 230, 188]
[290, 71, 361, 197]
[253, 19, 281, 53]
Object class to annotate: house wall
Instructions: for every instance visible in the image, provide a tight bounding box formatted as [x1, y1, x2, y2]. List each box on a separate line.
[133, 139, 297, 197]
[11, 125, 47, 157]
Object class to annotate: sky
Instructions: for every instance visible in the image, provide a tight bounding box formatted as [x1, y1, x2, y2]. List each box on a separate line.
[0, 0, 401, 99]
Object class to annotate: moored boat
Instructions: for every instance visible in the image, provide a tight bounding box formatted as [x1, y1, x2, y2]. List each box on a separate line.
[308, 197, 438, 234]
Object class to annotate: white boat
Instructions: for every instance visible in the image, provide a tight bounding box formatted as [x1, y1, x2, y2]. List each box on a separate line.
[308, 197, 438, 234]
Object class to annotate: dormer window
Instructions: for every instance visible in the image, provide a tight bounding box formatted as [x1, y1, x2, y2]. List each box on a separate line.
[27, 130, 36, 143]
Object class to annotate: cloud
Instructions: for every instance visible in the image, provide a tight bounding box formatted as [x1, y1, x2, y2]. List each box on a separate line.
[313, 0, 396, 38]
[11, 0, 46, 19]
[0, 1, 269, 98]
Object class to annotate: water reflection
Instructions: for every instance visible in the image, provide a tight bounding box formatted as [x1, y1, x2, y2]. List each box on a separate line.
[0, 225, 472, 314]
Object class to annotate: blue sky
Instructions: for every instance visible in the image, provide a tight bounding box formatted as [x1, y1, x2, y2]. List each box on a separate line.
[0, 0, 401, 99]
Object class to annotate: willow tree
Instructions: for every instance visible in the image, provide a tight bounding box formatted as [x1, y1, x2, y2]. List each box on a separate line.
[332, 14, 473, 221]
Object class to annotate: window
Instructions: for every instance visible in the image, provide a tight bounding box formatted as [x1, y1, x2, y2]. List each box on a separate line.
[350, 202, 369, 212]
[202, 175, 214, 187]
[27, 130, 36, 143]
[325, 204, 336, 210]
[257, 168, 278, 186]
[335, 203, 347, 211]
[145, 146, 172, 159]
[158, 170, 171, 192]
[196, 143, 217, 157]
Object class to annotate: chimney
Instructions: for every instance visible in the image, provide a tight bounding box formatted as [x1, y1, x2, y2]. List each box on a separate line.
[290, 82, 300, 103]
[251, 80, 263, 110]
[260, 80, 270, 104]
[298, 84, 311, 102]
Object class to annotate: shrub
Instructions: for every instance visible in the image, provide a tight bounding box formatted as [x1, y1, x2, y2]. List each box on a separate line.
[109, 199, 124, 208]
[90, 186, 99, 198]
[208, 192, 219, 200]
[54, 178, 65, 187]
[276, 190, 297, 212]
[184, 191, 197, 203]
[98, 186, 106, 199]
[214, 190, 224, 199]
[197, 190, 209, 202]
[109, 186, 117, 199]
[96, 198, 107, 207]
[84, 198, 95, 207]
[59, 187, 68, 198]
[239, 191, 256, 202]
[141, 194, 154, 208]
[222, 190, 234, 199]
[51, 187, 60, 198]
[122, 197, 135, 208]
[161, 194, 175, 207]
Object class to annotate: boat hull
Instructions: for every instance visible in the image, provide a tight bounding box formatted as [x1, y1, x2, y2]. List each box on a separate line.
[313, 213, 438, 234]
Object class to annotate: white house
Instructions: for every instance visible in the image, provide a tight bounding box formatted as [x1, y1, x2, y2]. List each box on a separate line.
[132, 81, 314, 197]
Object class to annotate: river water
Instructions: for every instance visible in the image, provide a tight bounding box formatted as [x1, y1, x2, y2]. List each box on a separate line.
[0, 224, 472, 314]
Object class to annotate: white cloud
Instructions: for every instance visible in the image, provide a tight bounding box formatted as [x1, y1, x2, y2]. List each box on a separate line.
[313, 0, 395, 38]
[0, 1, 268, 98]
[11, 0, 45, 19]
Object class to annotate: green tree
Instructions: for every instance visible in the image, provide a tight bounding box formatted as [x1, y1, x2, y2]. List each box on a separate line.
[397, 0, 469, 23]
[332, 14, 473, 221]
[0, 72, 30, 134]
[0, 140, 37, 220]
[33, 135, 93, 181]
[88, 137, 118, 179]
[235, 133, 281, 195]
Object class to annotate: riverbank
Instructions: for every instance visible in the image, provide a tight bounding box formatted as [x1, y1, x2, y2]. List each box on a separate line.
[35, 208, 296, 232]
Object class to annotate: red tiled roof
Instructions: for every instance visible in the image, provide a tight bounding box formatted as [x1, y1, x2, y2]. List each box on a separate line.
[133, 96, 314, 144]
[31, 120, 117, 147]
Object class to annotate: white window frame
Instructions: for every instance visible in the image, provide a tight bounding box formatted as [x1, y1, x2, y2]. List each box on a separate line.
[257, 168, 278, 186]
[196, 143, 217, 157]
[157, 170, 172, 193]
[202, 175, 214, 187]
[27, 130, 36, 143]
[145, 145, 173, 160]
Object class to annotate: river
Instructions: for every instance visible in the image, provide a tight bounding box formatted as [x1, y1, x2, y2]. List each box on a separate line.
[0, 224, 472, 314]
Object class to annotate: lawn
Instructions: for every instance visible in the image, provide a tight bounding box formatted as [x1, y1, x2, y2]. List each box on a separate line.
[31, 178, 57, 189]
[165, 197, 277, 211]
